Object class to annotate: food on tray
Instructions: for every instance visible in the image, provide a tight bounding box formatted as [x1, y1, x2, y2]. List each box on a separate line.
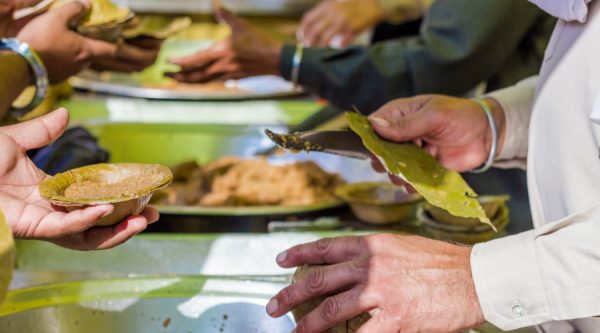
[39, 163, 172, 226]
[151, 157, 344, 207]
[346, 112, 494, 229]
[122, 16, 192, 39]
[0, 210, 15, 305]
[292, 265, 370, 333]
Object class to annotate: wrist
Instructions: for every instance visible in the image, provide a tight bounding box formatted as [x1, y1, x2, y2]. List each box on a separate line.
[464, 246, 486, 327]
[483, 97, 506, 159]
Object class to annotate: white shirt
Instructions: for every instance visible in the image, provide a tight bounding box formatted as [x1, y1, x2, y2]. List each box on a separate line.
[470, 0, 600, 332]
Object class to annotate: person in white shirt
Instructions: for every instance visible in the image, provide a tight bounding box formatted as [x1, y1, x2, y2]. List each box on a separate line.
[266, 0, 600, 332]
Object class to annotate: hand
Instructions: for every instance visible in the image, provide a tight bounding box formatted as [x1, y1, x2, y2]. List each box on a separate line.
[168, 7, 282, 83]
[90, 37, 162, 73]
[0, 108, 159, 250]
[16, 0, 128, 83]
[368, 95, 507, 174]
[268, 234, 485, 333]
[297, 0, 384, 48]
[0, 0, 42, 37]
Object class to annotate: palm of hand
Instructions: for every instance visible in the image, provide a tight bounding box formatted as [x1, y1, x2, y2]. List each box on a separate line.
[0, 109, 156, 250]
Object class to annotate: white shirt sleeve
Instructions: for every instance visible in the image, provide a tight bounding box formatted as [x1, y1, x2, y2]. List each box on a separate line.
[485, 76, 538, 169]
[471, 204, 600, 331]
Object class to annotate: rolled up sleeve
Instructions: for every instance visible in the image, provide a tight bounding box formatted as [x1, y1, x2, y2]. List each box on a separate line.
[471, 204, 600, 330]
[486, 76, 537, 169]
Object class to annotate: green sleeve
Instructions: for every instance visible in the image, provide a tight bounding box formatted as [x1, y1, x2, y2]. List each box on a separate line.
[280, 0, 550, 113]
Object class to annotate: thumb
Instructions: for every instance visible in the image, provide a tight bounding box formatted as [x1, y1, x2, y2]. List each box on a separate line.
[213, 5, 246, 33]
[51, 0, 90, 26]
[368, 111, 433, 143]
[85, 37, 119, 58]
[1, 108, 69, 150]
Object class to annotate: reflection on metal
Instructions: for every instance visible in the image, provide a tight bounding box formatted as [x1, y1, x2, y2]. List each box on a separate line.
[0, 275, 295, 332]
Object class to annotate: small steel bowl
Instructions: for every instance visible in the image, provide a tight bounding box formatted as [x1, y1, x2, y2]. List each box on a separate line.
[423, 195, 510, 226]
[417, 203, 510, 244]
[335, 182, 422, 225]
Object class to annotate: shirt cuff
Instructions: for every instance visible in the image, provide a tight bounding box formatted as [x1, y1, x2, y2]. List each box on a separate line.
[471, 231, 550, 331]
[485, 76, 536, 164]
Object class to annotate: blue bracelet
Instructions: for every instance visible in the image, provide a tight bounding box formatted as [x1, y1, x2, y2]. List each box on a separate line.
[470, 99, 498, 174]
[0, 38, 48, 116]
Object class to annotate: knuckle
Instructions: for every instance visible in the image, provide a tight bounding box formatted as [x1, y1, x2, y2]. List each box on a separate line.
[278, 287, 292, 306]
[305, 269, 326, 293]
[320, 297, 341, 322]
[315, 237, 333, 252]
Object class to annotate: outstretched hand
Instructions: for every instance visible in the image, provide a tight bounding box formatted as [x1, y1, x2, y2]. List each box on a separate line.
[0, 109, 158, 250]
[167, 6, 282, 83]
[297, 0, 385, 48]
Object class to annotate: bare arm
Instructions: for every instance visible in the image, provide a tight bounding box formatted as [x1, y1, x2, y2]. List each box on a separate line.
[0, 51, 31, 119]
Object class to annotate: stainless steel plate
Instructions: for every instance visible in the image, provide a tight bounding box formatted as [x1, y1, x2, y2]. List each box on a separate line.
[71, 40, 303, 100]
[154, 200, 345, 217]
[0, 275, 295, 333]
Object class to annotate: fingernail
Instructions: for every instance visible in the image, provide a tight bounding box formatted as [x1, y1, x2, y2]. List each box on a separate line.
[266, 298, 278, 315]
[276, 251, 287, 264]
[100, 207, 113, 218]
[370, 117, 390, 127]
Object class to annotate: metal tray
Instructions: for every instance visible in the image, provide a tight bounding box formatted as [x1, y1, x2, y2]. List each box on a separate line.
[71, 40, 303, 100]
[154, 201, 344, 217]
[0, 275, 295, 333]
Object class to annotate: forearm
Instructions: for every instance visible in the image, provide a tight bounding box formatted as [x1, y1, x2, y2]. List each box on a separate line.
[486, 76, 537, 169]
[0, 51, 32, 119]
[280, 0, 544, 113]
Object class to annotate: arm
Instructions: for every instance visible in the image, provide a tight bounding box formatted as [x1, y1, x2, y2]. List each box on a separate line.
[487, 76, 537, 169]
[280, 0, 545, 112]
[0, 51, 31, 118]
[472, 204, 600, 330]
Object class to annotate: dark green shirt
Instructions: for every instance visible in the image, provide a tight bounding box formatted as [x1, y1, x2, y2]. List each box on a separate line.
[280, 0, 555, 113]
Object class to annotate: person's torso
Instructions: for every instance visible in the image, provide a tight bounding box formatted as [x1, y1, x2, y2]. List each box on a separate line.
[528, 1, 600, 332]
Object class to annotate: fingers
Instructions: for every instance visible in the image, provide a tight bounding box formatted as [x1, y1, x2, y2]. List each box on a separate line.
[369, 154, 386, 173]
[368, 96, 436, 143]
[140, 206, 160, 224]
[80, 214, 149, 250]
[268, 261, 366, 318]
[40, 204, 114, 237]
[169, 40, 226, 69]
[85, 37, 119, 58]
[276, 236, 367, 268]
[297, 3, 326, 45]
[214, 6, 246, 33]
[295, 288, 372, 333]
[51, 0, 90, 25]
[0, 108, 69, 150]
